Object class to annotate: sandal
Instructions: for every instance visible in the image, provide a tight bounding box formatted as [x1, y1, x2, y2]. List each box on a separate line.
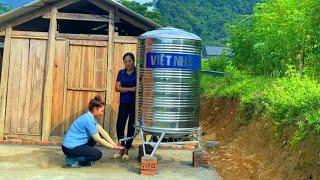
[111, 152, 122, 159]
[111, 149, 124, 159]
[122, 154, 130, 161]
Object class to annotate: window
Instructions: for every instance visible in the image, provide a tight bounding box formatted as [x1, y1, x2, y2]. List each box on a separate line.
[13, 17, 50, 32]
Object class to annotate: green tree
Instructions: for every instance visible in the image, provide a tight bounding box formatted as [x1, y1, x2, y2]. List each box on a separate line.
[154, 0, 262, 45]
[227, 0, 320, 77]
[0, 4, 11, 15]
[117, 0, 164, 25]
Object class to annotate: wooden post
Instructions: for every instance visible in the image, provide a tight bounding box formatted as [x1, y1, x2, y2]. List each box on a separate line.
[0, 27, 12, 140]
[105, 10, 115, 138]
[61, 40, 70, 137]
[42, 8, 57, 141]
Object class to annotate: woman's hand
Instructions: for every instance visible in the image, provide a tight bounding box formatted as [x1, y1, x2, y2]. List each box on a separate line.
[128, 87, 136, 92]
[113, 144, 125, 150]
[122, 87, 135, 93]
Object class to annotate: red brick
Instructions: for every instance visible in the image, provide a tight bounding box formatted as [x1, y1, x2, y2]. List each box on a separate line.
[10, 139, 23, 144]
[141, 159, 157, 165]
[22, 140, 34, 145]
[50, 141, 61, 146]
[192, 150, 210, 168]
[172, 145, 182, 149]
[150, 165, 157, 170]
[141, 164, 149, 170]
[141, 156, 158, 176]
[141, 170, 157, 176]
[0, 140, 9, 144]
[37, 141, 50, 145]
[159, 145, 170, 149]
[183, 145, 196, 150]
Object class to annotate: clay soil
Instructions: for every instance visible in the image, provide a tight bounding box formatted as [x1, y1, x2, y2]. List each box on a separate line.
[200, 97, 320, 180]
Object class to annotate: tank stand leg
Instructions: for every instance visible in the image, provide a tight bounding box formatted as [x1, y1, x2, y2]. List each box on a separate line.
[140, 129, 146, 156]
[192, 129, 209, 168]
[196, 129, 203, 150]
[150, 132, 165, 157]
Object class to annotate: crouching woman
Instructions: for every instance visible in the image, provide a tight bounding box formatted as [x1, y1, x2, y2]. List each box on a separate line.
[62, 96, 123, 167]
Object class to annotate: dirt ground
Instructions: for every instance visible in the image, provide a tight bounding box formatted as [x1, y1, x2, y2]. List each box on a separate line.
[200, 97, 320, 180]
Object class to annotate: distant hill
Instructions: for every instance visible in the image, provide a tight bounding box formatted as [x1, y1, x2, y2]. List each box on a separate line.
[155, 0, 263, 45]
[1, 0, 262, 46]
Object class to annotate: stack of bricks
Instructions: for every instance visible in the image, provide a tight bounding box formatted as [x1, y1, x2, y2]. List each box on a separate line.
[192, 150, 209, 168]
[140, 156, 157, 176]
[0, 139, 61, 146]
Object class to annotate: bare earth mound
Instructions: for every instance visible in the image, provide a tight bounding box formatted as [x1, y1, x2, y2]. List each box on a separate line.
[200, 97, 320, 180]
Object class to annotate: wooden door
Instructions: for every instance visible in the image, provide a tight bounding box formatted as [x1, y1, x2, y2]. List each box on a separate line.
[4, 38, 47, 139]
[63, 40, 108, 134]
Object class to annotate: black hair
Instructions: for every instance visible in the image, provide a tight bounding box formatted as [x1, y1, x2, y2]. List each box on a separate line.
[88, 95, 105, 111]
[123, 52, 135, 62]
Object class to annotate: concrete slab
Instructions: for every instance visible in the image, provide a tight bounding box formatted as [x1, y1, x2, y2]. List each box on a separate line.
[0, 144, 220, 180]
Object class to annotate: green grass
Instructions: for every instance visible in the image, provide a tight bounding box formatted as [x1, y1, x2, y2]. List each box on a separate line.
[201, 64, 320, 144]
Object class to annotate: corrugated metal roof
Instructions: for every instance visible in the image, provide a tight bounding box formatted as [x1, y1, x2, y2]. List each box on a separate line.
[0, 0, 161, 29]
[204, 46, 232, 56]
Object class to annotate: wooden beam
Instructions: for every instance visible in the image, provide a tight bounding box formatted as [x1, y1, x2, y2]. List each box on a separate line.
[0, 0, 80, 32]
[58, 33, 108, 41]
[89, 0, 149, 31]
[105, 10, 115, 137]
[69, 40, 108, 47]
[67, 87, 107, 92]
[115, 11, 150, 31]
[11, 31, 48, 39]
[0, 31, 5, 36]
[61, 40, 70, 137]
[0, 27, 12, 140]
[42, 8, 58, 141]
[43, 12, 110, 22]
[114, 36, 138, 44]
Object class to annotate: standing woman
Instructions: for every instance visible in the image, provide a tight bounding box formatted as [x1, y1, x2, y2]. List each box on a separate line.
[62, 96, 123, 168]
[112, 52, 136, 161]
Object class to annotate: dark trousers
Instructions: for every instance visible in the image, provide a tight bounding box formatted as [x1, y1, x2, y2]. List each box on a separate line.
[62, 138, 102, 162]
[116, 103, 135, 150]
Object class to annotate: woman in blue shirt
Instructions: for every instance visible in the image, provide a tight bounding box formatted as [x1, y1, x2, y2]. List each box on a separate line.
[112, 52, 136, 161]
[62, 96, 123, 167]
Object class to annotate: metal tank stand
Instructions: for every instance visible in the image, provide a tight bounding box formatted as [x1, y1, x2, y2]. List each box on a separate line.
[138, 127, 209, 175]
[139, 128, 202, 157]
[118, 126, 209, 175]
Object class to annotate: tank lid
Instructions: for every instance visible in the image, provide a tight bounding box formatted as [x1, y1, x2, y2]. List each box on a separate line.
[139, 27, 201, 41]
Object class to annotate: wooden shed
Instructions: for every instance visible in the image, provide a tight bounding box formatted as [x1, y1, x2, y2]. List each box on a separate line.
[0, 0, 160, 142]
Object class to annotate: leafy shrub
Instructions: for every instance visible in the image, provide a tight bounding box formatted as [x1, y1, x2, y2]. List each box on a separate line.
[201, 65, 320, 144]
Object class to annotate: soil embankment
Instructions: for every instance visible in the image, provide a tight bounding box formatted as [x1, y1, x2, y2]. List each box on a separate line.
[200, 97, 320, 180]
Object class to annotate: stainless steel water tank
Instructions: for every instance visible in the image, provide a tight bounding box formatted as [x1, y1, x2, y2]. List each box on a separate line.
[136, 27, 202, 136]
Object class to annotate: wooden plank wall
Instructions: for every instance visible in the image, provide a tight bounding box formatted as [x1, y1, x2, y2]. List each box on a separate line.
[110, 42, 138, 138]
[50, 40, 66, 136]
[4, 38, 47, 136]
[1, 36, 138, 139]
